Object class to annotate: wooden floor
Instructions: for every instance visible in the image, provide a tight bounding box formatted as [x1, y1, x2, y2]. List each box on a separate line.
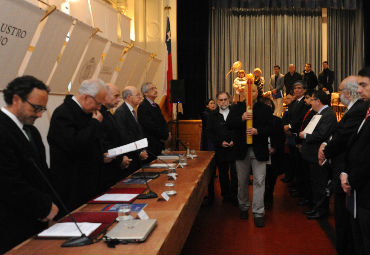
[182, 176, 337, 255]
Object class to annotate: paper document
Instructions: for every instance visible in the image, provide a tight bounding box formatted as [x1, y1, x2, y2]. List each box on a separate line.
[107, 138, 148, 157]
[303, 115, 322, 134]
[38, 222, 101, 237]
[158, 155, 180, 160]
[149, 163, 176, 168]
[94, 193, 138, 202]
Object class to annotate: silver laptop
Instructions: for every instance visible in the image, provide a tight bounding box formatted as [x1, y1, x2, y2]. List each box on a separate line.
[104, 219, 157, 243]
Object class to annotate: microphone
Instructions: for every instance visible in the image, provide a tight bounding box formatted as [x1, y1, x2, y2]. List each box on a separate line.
[136, 150, 158, 199]
[28, 157, 93, 247]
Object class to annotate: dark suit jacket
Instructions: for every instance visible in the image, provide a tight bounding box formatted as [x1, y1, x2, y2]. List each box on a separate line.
[114, 102, 144, 172]
[283, 97, 310, 134]
[47, 95, 103, 210]
[344, 108, 370, 209]
[302, 70, 319, 93]
[318, 68, 334, 93]
[138, 98, 169, 156]
[227, 101, 273, 161]
[0, 111, 53, 253]
[284, 72, 302, 95]
[207, 106, 235, 163]
[301, 107, 338, 164]
[201, 109, 215, 151]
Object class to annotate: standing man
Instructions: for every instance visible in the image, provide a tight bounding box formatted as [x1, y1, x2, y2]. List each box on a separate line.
[48, 79, 107, 211]
[207, 92, 237, 204]
[268, 65, 285, 117]
[228, 84, 273, 227]
[318, 61, 335, 94]
[302, 63, 319, 94]
[138, 82, 170, 160]
[0, 76, 59, 253]
[340, 66, 370, 255]
[300, 90, 337, 219]
[318, 76, 368, 255]
[284, 64, 302, 96]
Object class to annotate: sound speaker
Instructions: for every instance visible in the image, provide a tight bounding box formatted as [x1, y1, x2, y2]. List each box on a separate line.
[170, 80, 185, 103]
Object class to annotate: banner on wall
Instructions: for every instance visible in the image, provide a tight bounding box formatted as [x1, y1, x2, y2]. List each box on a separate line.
[70, 35, 108, 94]
[98, 42, 124, 83]
[120, 15, 131, 43]
[23, 10, 73, 83]
[48, 20, 93, 94]
[0, 0, 43, 89]
[146, 58, 162, 83]
[90, 0, 118, 42]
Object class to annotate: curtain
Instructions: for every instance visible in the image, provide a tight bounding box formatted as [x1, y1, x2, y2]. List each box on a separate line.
[328, 9, 364, 91]
[208, 8, 322, 99]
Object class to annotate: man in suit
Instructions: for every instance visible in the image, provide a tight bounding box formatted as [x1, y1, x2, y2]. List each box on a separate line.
[48, 79, 107, 211]
[0, 76, 59, 253]
[138, 82, 170, 160]
[268, 65, 285, 117]
[318, 76, 368, 255]
[284, 64, 302, 95]
[318, 61, 335, 98]
[207, 92, 237, 204]
[114, 86, 148, 172]
[340, 66, 370, 255]
[100, 83, 132, 190]
[299, 90, 337, 219]
[228, 84, 273, 227]
[302, 62, 319, 94]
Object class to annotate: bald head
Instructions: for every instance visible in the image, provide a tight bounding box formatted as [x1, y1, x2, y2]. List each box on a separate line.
[105, 83, 121, 109]
[339, 76, 359, 106]
[122, 86, 143, 107]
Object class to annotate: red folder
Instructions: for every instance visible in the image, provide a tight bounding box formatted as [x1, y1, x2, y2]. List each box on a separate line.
[88, 187, 146, 204]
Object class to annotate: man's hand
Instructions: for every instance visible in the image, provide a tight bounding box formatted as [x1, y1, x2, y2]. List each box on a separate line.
[284, 125, 290, 132]
[41, 203, 59, 222]
[340, 173, 351, 193]
[222, 141, 234, 148]
[269, 147, 276, 155]
[318, 143, 326, 165]
[242, 112, 253, 121]
[299, 131, 305, 139]
[247, 128, 258, 136]
[272, 89, 277, 95]
[103, 152, 115, 163]
[121, 156, 132, 169]
[92, 110, 103, 122]
[140, 150, 148, 160]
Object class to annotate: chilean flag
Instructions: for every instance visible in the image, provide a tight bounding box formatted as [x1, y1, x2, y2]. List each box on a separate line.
[165, 16, 173, 118]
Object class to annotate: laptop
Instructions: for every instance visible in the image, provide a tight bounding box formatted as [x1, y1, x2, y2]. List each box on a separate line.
[104, 219, 157, 243]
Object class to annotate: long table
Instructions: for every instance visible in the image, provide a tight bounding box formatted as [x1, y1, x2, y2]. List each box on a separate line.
[7, 151, 215, 255]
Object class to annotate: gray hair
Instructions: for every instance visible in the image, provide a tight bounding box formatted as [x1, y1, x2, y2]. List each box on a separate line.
[342, 79, 360, 100]
[141, 82, 152, 94]
[122, 87, 133, 99]
[79, 79, 106, 97]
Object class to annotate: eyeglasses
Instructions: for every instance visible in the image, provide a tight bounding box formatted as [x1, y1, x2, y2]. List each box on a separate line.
[89, 95, 103, 106]
[25, 100, 47, 113]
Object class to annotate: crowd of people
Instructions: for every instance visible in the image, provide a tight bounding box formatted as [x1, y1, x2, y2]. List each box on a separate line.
[202, 65, 369, 254]
[0, 78, 170, 253]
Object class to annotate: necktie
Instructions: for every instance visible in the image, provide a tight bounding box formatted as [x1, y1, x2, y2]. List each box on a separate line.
[300, 109, 311, 131]
[366, 106, 370, 120]
[23, 125, 40, 157]
[152, 103, 157, 108]
[132, 109, 138, 122]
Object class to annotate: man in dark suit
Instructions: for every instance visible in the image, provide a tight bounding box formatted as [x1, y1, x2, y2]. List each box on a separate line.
[300, 90, 337, 219]
[114, 86, 148, 173]
[0, 76, 59, 253]
[100, 83, 132, 190]
[228, 84, 273, 227]
[302, 62, 319, 94]
[318, 76, 368, 255]
[318, 61, 335, 96]
[48, 79, 107, 211]
[284, 64, 302, 95]
[207, 92, 237, 204]
[138, 82, 170, 160]
[340, 66, 370, 255]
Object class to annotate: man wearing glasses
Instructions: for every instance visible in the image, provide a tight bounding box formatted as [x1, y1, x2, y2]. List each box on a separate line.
[0, 76, 59, 253]
[48, 79, 107, 212]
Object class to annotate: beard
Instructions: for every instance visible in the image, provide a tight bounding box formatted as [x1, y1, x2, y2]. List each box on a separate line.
[340, 94, 350, 106]
[220, 104, 229, 110]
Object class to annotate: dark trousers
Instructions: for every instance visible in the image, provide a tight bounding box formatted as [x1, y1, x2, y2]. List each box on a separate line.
[283, 149, 295, 182]
[334, 192, 354, 255]
[265, 155, 280, 203]
[351, 206, 370, 255]
[309, 163, 329, 215]
[299, 156, 312, 203]
[217, 161, 238, 200]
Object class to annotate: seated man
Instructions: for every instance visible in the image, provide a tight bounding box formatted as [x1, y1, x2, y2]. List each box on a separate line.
[0, 76, 59, 253]
[48, 79, 107, 211]
[138, 82, 170, 160]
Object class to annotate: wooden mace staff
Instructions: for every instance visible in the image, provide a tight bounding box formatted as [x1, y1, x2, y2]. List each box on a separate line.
[245, 73, 254, 144]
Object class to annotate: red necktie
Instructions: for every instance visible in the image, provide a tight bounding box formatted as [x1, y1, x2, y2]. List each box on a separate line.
[300, 109, 312, 131]
[365, 106, 370, 120]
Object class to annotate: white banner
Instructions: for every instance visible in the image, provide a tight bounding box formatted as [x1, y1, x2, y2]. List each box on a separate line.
[145, 58, 162, 83]
[98, 42, 124, 83]
[69, 0, 92, 26]
[90, 0, 118, 42]
[23, 10, 73, 83]
[0, 0, 43, 89]
[70, 35, 108, 94]
[120, 14, 131, 43]
[48, 20, 92, 94]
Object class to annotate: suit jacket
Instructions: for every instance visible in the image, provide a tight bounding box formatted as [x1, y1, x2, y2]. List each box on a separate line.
[296, 107, 316, 145]
[283, 97, 310, 134]
[207, 106, 235, 163]
[344, 106, 370, 209]
[200, 109, 215, 151]
[301, 107, 338, 163]
[318, 68, 334, 93]
[114, 102, 144, 171]
[138, 98, 169, 156]
[324, 100, 368, 193]
[227, 101, 273, 161]
[269, 73, 285, 92]
[48, 95, 103, 210]
[284, 72, 302, 95]
[0, 111, 53, 253]
[302, 70, 319, 92]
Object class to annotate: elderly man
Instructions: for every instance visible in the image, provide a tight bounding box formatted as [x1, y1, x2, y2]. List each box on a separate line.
[100, 83, 132, 190]
[317, 76, 368, 255]
[138, 82, 170, 160]
[114, 86, 148, 172]
[340, 66, 370, 255]
[48, 79, 107, 211]
[0, 76, 59, 253]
